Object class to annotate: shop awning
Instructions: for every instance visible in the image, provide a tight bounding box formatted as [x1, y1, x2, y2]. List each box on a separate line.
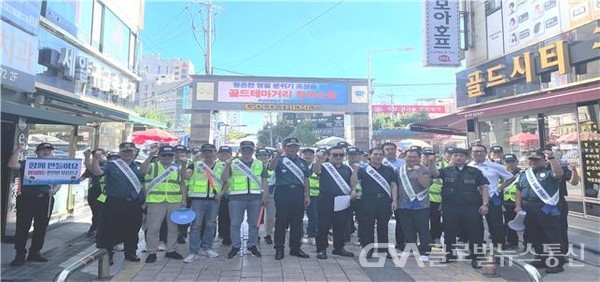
[1, 101, 87, 125]
[410, 113, 466, 136]
[128, 114, 167, 129]
[460, 82, 599, 117]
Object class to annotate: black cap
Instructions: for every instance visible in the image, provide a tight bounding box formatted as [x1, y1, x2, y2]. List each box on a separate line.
[158, 146, 176, 156]
[283, 137, 300, 146]
[107, 151, 120, 159]
[504, 153, 518, 162]
[91, 148, 105, 155]
[256, 148, 270, 155]
[527, 149, 546, 159]
[119, 142, 137, 152]
[423, 148, 435, 155]
[452, 148, 469, 156]
[240, 141, 255, 149]
[347, 147, 361, 154]
[218, 146, 232, 153]
[336, 141, 350, 148]
[444, 147, 455, 154]
[409, 145, 422, 152]
[301, 148, 315, 154]
[200, 144, 216, 151]
[175, 145, 189, 152]
[36, 142, 54, 151]
[191, 147, 201, 154]
[491, 146, 504, 153]
[316, 147, 328, 154]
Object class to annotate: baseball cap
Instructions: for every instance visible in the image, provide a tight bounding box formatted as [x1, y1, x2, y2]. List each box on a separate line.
[423, 148, 435, 155]
[36, 143, 54, 151]
[301, 148, 315, 154]
[336, 141, 350, 148]
[504, 153, 518, 162]
[191, 147, 201, 154]
[107, 151, 120, 159]
[240, 141, 255, 149]
[316, 147, 328, 154]
[347, 147, 361, 154]
[218, 146, 232, 153]
[200, 144, 216, 151]
[119, 142, 137, 152]
[91, 148, 105, 155]
[256, 148, 270, 155]
[444, 147, 455, 154]
[409, 145, 422, 152]
[527, 149, 546, 159]
[174, 145, 189, 152]
[159, 146, 176, 156]
[452, 148, 469, 156]
[491, 145, 504, 153]
[283, 137, 300, 146]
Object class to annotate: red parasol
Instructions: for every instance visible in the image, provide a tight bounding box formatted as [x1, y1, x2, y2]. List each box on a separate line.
[132, 128, 179, 144]
[509, 132, 539, 145]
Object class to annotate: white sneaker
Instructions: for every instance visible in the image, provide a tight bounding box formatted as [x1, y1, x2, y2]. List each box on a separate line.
[400, 251, 413, 257]
[183, 254, 198, 263]
[114, 243, 124, 251]
[158, 242, 166, 251]
[419, 255, 429, 262]
[205, 249, 219, 258]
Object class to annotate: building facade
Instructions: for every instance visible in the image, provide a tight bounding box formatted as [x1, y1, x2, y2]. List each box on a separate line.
[0, 0, 160, 239]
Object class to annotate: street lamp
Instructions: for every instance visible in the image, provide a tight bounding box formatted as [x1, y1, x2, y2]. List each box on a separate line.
[367, 47, 414, 147]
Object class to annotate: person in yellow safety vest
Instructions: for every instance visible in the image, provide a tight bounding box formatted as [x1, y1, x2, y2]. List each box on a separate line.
[174, 145, 193, 244]
[140, 145, 186, 263]
[182, 144, 225, 262]
[501, 153, 521, 249]
[256, 148, 276, 245]
[221, 141, 269, 259]
[302, 148, 319, 245]
[421, 148, 442, 246]
[82, 148, 107, 237]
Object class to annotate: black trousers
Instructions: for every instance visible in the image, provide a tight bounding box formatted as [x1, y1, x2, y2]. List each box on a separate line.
[14, 193, 54, 256]
[393, 209, 405, 249]
[523, 201, 565, 265]
[398, 208, 431, 255]
[486, 200, 506, 247]
[429, 202, 442, 241]
[316, 194, 350, 252]
[558, 197, 569, 255]
[360, 197, 392, 250]
[442, 203, 483, 260]
[503, 202, 518, 245]
[218, 196, 231, 244]
[99, 197, 143, 256]
[87, 189, 102, 231]
[344, 199, 360, 242]
[274, 184, 305, 251]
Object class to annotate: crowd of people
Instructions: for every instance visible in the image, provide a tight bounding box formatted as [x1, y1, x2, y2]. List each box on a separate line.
[8, 138, 579, 275]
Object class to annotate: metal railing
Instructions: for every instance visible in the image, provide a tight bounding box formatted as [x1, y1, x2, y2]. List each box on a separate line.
[53, 248, 110, 282]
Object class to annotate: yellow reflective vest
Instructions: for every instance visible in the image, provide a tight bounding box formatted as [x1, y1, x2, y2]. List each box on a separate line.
[97, 175, 107, 203]
[309, 164, 320, 197]
[145, 162, 182, 203]
[429, 160, 447, 203]
[229, 159, 264, 195]
[503, 171, 520, 202]
[188, 160, 225, 198]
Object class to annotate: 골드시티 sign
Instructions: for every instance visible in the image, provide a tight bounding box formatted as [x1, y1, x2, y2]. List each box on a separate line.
[23, 158, 82, 185]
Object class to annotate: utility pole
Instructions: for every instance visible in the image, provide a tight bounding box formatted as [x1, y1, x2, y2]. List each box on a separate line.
[205, 0, 212, 75]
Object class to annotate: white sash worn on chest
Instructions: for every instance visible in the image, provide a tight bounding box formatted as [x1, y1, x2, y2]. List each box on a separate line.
[232, 159, 262, 188]
[283, 157, 305, 185]
[147, 163, 179, 194]
[524, 168, 558, 206]
[399, 165, 428, 201]
[382, 159, 398, 170]
[112, 159, 142, 194]
[322, 162, 351, 195]
[197, 161, 223, 187]
[366, 165, 391, 197]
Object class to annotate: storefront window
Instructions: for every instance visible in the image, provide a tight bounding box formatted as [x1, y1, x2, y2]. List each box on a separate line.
[44, 0, 93, 45]
[102, 8, 131, 69]
[544, 111, 583, 198]
[478, 115, 540, 164]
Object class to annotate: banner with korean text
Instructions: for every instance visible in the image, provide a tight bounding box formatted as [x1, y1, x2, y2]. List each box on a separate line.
[424, 0, 461, 67]
[217, 81, 348, 105]
[23, 158, 82, 185]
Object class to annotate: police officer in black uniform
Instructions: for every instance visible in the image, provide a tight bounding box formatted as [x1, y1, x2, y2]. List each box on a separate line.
[269, 137, 311, 260]
[428, 148, 490, 269]
[92, 142, 145, 263]
[8, 143, 61, 266]
[515, 149, 565, 274]
[217, 146, 233, 246]
[82, 148, 107, 236]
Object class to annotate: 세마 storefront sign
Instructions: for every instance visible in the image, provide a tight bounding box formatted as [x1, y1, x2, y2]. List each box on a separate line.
[217, 81, 348, 105]
[23, 158, 82, 185]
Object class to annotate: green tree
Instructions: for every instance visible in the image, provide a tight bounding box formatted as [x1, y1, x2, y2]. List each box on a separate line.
[293, 121, 319, 145]
[224, 128, 246, 142]
[134, 107, 174, 128]
[256, 120, 295, 147]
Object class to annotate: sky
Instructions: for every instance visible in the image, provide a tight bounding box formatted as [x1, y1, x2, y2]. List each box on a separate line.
[142, 0, 462, 132]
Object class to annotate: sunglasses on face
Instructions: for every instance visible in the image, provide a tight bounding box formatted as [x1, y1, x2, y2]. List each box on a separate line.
[332, 153, 345, 157]
[256, 154, 268, 157]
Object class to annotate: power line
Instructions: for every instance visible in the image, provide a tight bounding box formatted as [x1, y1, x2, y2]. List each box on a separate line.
[213, 67, 254, 76]
[226, 0, 345, 68]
